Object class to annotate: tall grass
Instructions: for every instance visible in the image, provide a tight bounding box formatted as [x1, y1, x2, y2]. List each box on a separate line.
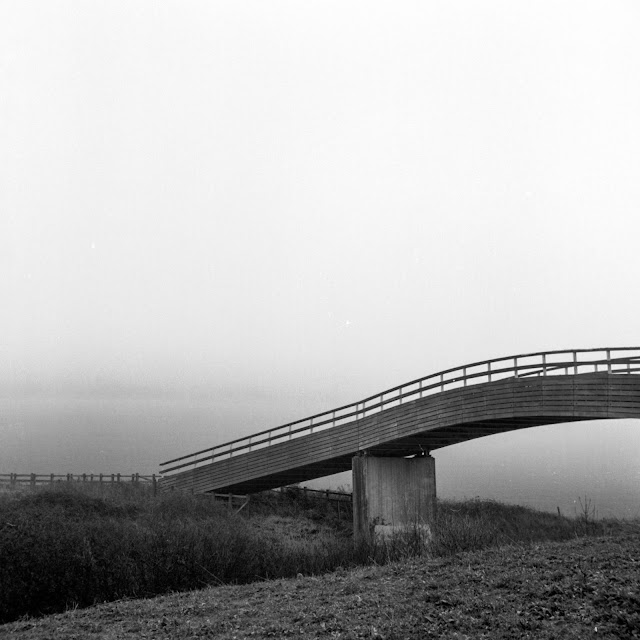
[357, 498, 605, 564]
[0, 484, 352, 623]
[0, 485, 630, 624]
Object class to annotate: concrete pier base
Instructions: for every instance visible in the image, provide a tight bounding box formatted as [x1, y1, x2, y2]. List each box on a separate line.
[353, 454, 436, 543]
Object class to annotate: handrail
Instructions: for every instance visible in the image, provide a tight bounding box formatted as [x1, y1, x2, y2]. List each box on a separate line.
[160, 346, 640, 475]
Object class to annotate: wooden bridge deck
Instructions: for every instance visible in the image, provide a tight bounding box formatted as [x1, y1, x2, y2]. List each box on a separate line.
[160, 356, 640, 494]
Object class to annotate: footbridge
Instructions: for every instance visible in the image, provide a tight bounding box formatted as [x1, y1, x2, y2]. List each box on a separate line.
[160, 347, 640, 539]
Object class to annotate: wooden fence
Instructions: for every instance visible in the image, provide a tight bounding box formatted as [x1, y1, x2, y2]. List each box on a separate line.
[0, 473, 159, 495]
[274, 485, 353, 520]
[275, 485, 352, 503]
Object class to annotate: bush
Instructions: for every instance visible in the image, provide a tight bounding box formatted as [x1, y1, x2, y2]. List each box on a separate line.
[0, 485, 354, 623]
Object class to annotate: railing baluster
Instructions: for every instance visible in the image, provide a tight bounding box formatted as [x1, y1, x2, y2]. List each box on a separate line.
[463, 367, 467, 387]
[419, 379, 423, 398]
[514, 357, 518, 378]
[440, 373, 444, 392]
[488, 361, 492, 382]
[542, 354, 547, 376]
[573, 351, 578, 375]
[607, 349, 611, 374]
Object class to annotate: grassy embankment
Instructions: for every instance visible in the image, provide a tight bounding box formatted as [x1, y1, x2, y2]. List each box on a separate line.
[0, 483, 633, 625]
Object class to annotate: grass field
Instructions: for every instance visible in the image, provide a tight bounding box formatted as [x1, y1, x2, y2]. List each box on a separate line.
[0, 482, 637, 633]
[3, 534, 639, 639]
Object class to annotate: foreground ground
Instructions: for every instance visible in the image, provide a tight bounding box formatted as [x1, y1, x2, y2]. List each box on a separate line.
[2, 533, 639, 640]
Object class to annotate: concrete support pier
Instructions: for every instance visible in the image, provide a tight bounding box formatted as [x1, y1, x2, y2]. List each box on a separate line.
[353, 454, 436, 543]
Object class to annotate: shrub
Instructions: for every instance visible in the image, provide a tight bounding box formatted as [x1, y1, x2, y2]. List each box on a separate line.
[0, 485, 354, 623]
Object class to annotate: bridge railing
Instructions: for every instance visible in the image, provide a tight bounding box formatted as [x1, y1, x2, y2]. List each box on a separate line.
[160, 346, 640, 475]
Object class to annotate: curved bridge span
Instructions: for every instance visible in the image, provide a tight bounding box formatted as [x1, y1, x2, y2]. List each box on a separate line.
[161, 347, 640, 497]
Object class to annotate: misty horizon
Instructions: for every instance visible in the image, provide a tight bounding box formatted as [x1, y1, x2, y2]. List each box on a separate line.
[2, 2, 639, 519]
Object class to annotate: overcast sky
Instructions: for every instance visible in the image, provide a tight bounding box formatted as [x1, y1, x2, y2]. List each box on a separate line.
[1, 1, 639, 512]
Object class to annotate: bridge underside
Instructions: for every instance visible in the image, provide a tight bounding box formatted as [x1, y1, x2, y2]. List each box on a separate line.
[161, 373, 640, 494]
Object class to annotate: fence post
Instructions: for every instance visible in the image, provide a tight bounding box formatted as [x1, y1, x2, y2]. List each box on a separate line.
[50, 473, 54, 486]
[152, 474, 157, 497]
[30, 473, 36, 488]
[82, 473, 87, 483]
[116, 473, 121, 484]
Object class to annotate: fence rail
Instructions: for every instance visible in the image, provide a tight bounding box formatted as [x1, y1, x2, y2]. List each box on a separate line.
[160, 346, 640, 476]
[0, 473, 158, 494]
[275, 485, 352, 503]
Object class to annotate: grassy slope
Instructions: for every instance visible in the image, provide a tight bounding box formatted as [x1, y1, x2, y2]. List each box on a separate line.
[2, 533, 639, 640]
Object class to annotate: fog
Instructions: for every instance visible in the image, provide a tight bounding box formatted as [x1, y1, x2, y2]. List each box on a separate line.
[2, 2, 639, 517]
